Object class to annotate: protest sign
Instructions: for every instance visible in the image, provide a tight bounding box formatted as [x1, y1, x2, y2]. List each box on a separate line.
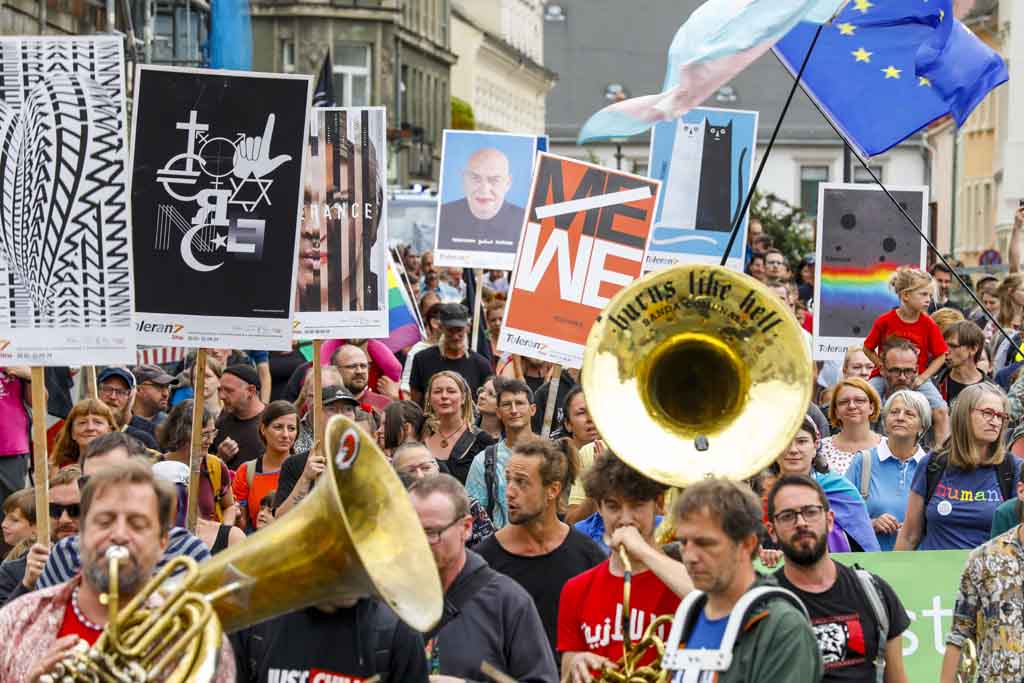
[0, 36, 135, 366]
[760, 550, 968, 681]
[293, 107, 388, 340]
[813, 183, 927, 360]
[646, 107, 758, 272]
[129, 65, 311, 350]
[434, 130, 538, 270]
[499, 153, 660, 368]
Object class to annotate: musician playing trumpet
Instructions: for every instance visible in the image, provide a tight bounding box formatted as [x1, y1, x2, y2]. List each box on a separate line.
[0, 461, 236, 683]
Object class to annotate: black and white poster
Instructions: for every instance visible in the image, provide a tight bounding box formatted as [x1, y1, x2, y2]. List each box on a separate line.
[294, 107, 388, 340]
[0, 37, 135, 366]
[129, 66, 311, 350]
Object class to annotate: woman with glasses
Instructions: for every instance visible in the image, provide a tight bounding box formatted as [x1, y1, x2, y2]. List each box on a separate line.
[895, 382, 1023, 550]
[771, 415, 879, 552]
[819, 377, 883, 476]
[844, 390, 932, 550]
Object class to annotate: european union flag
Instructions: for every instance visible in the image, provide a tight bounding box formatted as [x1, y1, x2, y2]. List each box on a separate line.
[774, 0, 1008, 157]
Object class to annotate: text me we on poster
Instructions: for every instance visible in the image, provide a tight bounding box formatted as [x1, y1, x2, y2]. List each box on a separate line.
[499, 153, 660, 368]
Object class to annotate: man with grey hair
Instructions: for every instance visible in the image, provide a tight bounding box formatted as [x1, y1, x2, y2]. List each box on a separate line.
[409, 474, 554, 682]
[437, 147, 525, 254]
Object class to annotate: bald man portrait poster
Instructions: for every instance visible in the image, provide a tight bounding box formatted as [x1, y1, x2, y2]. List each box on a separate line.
[434, 130, 537, 270]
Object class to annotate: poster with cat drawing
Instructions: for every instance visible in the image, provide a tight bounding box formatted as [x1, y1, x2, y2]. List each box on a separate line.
[646, 107, 757, 273]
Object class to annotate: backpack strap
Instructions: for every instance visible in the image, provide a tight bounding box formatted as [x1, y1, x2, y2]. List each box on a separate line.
[206, 455, 224, 522]
[483, 445, 498, 521]
[424, 561, 497, 642]
[859, 449, 873, 501]
[372, 601, 400, 682]
[922, 453, 948, 539]
[996, 456, 1017, 503]
[853, 566, 889, 683]
[245, 458, 258, 495]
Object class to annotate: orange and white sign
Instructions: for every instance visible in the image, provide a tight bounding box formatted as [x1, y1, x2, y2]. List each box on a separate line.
[498, 154, 660, 368]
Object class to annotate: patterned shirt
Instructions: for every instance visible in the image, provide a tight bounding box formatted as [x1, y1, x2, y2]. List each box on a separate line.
[0, 576, 235, 683]
[947, 526, 1024, 682]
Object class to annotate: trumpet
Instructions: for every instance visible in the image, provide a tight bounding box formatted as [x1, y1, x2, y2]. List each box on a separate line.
[956, 639, 979, 683]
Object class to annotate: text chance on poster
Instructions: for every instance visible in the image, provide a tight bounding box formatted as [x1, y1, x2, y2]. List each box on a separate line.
[129, 65, 311, 351]
[0, 36, 135, 366]
[293, 107, 388, 341]
[499, 154, 660, 368]
[812, 183, 928, 361]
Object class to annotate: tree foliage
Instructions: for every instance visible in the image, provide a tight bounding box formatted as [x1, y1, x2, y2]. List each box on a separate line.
[451, 96, 475, 130]
[749, 191, 814, 265]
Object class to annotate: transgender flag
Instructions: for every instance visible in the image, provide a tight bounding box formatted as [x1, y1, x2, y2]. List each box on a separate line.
[384, 264, 423, 353]
[578, 0, 849, 144]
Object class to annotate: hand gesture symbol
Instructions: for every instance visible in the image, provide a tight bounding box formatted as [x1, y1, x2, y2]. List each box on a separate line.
[232, 114, 292, 179]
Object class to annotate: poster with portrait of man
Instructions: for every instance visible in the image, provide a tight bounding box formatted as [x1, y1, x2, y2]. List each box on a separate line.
[434, 130, 538, 270]
[293, 107, 388, 340]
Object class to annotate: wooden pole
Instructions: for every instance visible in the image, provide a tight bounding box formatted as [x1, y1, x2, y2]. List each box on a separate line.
[85, 365, 98, 401]
[312, 340, 324, 458]
[30, 367, 50, 546]
[470, 268, 484, 353]
[185, 349, 207, 532]
[540, 364, 562, 438]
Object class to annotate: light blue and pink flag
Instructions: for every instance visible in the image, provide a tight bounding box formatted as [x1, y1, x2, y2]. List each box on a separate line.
[577, 0, 850, 144]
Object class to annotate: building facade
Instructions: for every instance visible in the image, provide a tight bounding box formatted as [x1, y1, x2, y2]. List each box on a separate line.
[450, 0, 556, 134]
[251, 0, 456, 186]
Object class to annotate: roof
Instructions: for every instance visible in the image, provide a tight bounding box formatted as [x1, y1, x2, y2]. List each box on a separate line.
[543, 0, 912, 145]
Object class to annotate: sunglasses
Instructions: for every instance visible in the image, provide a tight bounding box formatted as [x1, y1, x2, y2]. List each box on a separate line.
[49, 502, 81, 519]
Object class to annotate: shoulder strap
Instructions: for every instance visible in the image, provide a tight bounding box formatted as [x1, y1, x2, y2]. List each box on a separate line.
[425, 562, 497, 642]
[859, 449, 872, 501]
[245, 459, 257, 493]
[995, 457, 1017, 503]
[854, 567, 888, 683]
[483, 445, 498, 521]
[372, 602, 400, 682]
[924, 453, 948, 505]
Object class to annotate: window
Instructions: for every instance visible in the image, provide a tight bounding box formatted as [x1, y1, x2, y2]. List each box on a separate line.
[853, 164, 883, 184]
[332, 45, 371, 107]
[281, 40, 295, 73]
[800, 165, 829, 217]
[633, 161, 649, 176]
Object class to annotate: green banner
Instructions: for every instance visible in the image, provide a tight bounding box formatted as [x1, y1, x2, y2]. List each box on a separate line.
[759, 550, 970, 681]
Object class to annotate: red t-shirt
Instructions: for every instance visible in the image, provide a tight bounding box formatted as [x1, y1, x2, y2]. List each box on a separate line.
[557, 560, 681, 668]
[57, 598, 103, 645]
[864, 309, 948, 375]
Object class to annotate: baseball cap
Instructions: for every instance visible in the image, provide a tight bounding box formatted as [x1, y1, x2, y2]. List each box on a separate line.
[438, 303, 469, 328]
[223, 364, 260, 387]
[323, 385, 360, 407]
[132, 364, 175, 385]
[97, 366, 136, 389]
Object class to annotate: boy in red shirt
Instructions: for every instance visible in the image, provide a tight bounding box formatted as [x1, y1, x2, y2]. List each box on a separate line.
[558, 451, 691, 682]
[864, 266, 948, 388]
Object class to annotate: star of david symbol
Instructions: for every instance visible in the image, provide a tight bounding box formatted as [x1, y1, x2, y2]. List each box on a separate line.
[228, 176, 274, 212]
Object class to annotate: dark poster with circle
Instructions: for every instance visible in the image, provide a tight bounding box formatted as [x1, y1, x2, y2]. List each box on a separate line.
[812, 183, 928, 361]
[129, 65, 311, 350]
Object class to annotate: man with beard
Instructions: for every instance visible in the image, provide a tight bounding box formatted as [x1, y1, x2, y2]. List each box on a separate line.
[331, 345, 390, 414]
[129, 365, 175, 432]
[95, 367, 159, 450]
[211, 365, 267, 469]
[768, 474, 909, 683]
[869, 337, 950, 444]
[475, 437, 604, 659]
[409, 304, 492, 405]
[0, 460, 235, 683]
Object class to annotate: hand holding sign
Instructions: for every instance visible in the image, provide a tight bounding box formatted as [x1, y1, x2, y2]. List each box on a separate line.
[233, 114, 292, 179]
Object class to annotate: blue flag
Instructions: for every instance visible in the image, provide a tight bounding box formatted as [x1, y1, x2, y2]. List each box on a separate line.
[774, 0, 1008, 157]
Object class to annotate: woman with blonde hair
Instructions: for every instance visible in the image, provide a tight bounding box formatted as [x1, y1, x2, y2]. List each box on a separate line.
[895, 382, 1022, 550]
[931, 306, 965, 333]
[421, 370, 495, 483]
[50, 399, 118, 471]
[820, 377, 883, 476]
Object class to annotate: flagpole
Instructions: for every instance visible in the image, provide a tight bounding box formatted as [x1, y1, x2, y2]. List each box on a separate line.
[718, 23, 827, 268]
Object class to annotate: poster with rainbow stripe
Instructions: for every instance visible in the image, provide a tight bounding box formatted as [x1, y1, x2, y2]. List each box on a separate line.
[812, 183, 928, 361]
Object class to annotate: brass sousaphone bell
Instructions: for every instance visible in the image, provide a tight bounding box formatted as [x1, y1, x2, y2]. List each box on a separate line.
[583, 264, 813, 487]
[42, 414, 443, 683]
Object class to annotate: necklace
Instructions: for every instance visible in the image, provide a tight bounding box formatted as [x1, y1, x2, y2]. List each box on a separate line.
[438, 422, 465, 449]
[71, 586, 103, 631]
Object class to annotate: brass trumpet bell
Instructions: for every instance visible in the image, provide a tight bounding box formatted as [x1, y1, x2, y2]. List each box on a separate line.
[582, 265, 813, 487]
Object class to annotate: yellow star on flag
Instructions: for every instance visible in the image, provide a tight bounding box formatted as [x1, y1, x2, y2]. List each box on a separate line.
[919, 76, 932, 87]
[852, 47, 873, 63]
[837, 22, 856, 36]
[883, 65, 902, 79]
[854, 0, 873, 13]
[940, 9, 945, 21]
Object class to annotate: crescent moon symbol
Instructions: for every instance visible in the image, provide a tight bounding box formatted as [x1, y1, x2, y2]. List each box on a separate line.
[180, 224, 223, 273]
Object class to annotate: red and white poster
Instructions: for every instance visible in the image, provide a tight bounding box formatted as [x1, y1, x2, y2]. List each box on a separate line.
[498, 154, 660, 368]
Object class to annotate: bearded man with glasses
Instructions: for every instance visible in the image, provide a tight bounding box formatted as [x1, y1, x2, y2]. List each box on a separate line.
[868, 337, 950, 445]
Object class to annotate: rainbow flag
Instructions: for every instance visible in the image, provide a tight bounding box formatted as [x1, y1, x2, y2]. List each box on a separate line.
[384, 264, 423, 352]
[820, 263, 900, 313]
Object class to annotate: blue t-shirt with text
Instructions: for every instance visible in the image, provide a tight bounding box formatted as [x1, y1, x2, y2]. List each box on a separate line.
[910, 453, 1022, 550]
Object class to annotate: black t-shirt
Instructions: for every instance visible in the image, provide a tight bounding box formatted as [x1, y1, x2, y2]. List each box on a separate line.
[231, 600, 428, 683]
[475, 527, 605, 658]
[268, 350, 309, 402]
[273, 450, 308, 510]
[409, 346, 492, 397]
[775, 562, 910, 682]
[211, 411, 265, 469]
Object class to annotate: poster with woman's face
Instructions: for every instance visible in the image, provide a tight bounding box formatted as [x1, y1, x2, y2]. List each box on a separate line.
[293, 107, 388, 340]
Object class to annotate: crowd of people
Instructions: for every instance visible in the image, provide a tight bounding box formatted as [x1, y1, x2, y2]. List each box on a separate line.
[3, 218, 1024, 681]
